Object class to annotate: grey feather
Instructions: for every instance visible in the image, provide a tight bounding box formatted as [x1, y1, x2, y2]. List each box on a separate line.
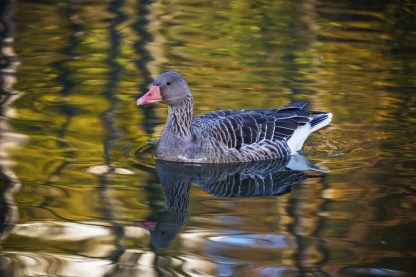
[140, 71, 332, 163]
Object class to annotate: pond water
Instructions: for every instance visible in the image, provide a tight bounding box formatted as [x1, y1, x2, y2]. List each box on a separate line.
[1, 0, 416, 276]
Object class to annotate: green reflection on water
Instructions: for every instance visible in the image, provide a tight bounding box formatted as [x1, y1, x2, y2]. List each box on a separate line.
[0, 0, 415, 276]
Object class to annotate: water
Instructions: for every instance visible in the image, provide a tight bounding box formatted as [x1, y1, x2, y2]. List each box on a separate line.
[1, 0, 415, 276]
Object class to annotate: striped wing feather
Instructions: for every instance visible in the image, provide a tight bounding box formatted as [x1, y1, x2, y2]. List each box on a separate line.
[193, 102, 311, 149]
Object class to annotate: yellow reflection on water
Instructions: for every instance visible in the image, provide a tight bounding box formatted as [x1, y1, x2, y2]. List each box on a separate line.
[0, 0, 415, 276]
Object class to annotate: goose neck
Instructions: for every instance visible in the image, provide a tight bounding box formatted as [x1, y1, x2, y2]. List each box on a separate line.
[165, 95, 193, 139]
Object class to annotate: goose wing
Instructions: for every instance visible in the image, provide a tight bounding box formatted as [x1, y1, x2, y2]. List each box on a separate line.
[193, 102, 311, 150]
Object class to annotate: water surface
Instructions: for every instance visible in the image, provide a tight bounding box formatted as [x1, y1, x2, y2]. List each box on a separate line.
[1, 0, 415, 276]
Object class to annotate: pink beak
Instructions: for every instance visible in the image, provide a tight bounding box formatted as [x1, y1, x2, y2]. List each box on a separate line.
[135, 221, 157, 231]
[137, 85, 162, 105]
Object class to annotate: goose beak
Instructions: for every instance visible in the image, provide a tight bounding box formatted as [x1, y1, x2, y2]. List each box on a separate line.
[135, 221, 157, 231]
[137, 85, 162, 105]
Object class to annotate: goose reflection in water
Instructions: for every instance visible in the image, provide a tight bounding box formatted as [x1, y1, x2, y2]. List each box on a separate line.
[136, 155, 324, 249]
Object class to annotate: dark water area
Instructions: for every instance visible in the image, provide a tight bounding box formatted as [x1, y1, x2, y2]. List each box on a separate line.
[1, 0, 416, 276]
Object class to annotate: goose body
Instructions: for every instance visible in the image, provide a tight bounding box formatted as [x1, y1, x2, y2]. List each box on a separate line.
[137, 71, 332, 163]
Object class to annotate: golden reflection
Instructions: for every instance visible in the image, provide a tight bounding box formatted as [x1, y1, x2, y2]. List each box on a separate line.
[0, 2, 26, 277]
[0, 0, 415, 276]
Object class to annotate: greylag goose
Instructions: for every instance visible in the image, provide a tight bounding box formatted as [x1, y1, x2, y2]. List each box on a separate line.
[137, 71, 332, 163]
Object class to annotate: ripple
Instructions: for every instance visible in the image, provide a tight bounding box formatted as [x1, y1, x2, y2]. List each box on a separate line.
[6, 0, 416, 276]
[253, 266, 302, 277]
[340, 267, 408, 277]
[86, 165, 134, 175]
[209, 233, 291, 249]
[127, 140, 158, 170]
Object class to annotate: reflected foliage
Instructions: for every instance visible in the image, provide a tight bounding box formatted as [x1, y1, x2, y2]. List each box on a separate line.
[0, 0, 415, 276]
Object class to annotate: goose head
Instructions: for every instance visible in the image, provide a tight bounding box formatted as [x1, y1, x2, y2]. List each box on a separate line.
[137, 71, 191, 107]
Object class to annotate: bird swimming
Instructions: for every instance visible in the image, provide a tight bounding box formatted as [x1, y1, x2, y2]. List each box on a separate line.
[137, 71, 332, 163]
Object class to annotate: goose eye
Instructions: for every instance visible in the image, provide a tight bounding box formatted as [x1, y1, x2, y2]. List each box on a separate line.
[166, 82, 171, 86]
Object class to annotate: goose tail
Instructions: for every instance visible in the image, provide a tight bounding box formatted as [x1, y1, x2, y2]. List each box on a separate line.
[310, 112, 333, 132]
[287, 112, 332, 155]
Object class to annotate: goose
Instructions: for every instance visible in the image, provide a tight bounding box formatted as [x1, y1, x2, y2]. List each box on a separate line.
[137, 71, 332, 163]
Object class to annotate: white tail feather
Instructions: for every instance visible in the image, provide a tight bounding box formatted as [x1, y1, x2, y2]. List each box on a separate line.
[287, 113, 332, 155]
